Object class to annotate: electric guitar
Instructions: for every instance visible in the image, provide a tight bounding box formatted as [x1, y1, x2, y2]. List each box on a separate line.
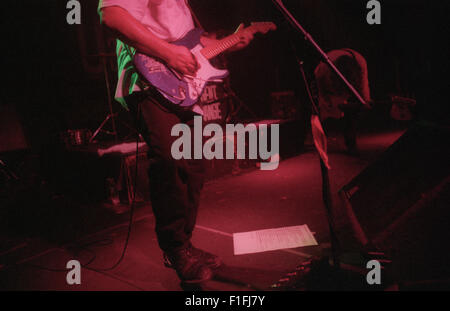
[133, 22, 276, 108]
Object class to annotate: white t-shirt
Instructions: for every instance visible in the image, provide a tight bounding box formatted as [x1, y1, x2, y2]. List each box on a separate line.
[98, 0, 195, 107]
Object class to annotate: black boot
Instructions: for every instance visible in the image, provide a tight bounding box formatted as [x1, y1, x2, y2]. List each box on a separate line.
[186, 244, 223, 269]
[164, 247, 213, 284]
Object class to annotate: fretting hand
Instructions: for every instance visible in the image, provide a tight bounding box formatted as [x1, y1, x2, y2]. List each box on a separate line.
[230, 23, 254, 52]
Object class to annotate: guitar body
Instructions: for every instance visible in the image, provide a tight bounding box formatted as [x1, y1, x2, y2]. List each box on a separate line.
[134, 28, 229, 107]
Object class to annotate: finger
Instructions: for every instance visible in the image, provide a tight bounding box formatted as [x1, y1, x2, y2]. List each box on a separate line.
[239, 34, 253, 45]
[182, 60, 194, 74]
[191, 55, 199, 71]
[240, 31, 252, 39]
[238, 39, 249, 47]
[190, 62, 198, 73]
[182, 67, 190, 76]
[186, 51, 196, 65]
[187, 64, 196, 75]
[182, 63, 193, 75]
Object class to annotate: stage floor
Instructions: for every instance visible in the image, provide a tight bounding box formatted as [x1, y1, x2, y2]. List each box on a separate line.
[0, 128, 409, 290]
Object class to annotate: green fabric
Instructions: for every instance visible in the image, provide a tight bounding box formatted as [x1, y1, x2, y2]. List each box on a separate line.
[98, 0, 144, 110]
[115, 40, 140, 110]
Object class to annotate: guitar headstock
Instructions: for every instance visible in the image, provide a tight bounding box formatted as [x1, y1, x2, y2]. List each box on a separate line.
[249, 22, 277, 34]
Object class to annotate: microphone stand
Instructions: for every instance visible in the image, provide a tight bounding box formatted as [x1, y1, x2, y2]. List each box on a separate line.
[272, 0, 370, 109]
[269, 0, 372, 290]
[298, 59, 341, 268]
[273, 0, 362, 269]
[268, 2, 395, 290]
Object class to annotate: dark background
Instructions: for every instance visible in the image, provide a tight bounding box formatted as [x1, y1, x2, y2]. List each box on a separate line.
[2, 0, 449, 151]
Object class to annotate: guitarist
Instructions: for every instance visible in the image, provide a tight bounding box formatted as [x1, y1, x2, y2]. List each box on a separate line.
[98, 0, 254, 284]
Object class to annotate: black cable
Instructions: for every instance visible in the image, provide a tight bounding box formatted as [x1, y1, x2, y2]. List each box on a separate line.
[0, 94, 143, 276]
[23, 247, 98, 273]
[25, 102, 143, 274]
[13, 143, 140, 274]
[83, 98, 142, 272]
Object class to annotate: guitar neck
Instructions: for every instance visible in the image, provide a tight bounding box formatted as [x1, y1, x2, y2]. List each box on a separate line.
[201, 26, 261, 60]
[201, 34, 241, 60]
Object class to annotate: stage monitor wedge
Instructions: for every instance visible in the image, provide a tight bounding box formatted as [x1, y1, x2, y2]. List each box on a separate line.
[340, 122, 450, 285]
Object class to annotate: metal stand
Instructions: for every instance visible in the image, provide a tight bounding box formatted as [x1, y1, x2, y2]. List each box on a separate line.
[217, 55, 259, 121]
[272, 0, 360, 268]
[0, 159, 18, 181]
[90, 53, 119, 143]
[224, 82, 259, 121]
[270, 1, 393, 290]
[298, 59, 341, 268]
[272, 0, 370, 109]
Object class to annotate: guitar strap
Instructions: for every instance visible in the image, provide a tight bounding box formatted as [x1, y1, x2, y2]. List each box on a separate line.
[184, 0, 205, 31]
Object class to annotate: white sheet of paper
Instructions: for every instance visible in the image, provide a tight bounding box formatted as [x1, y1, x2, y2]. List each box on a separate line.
[233, 225, 318, 255]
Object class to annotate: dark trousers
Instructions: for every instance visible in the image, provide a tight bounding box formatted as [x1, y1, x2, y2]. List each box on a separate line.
[126, 89, 205, 253]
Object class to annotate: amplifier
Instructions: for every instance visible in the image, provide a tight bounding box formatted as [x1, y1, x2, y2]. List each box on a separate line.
[200, 83, 233, 124]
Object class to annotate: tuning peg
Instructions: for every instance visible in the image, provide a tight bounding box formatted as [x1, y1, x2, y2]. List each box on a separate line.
[234, 23, 245, 33]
